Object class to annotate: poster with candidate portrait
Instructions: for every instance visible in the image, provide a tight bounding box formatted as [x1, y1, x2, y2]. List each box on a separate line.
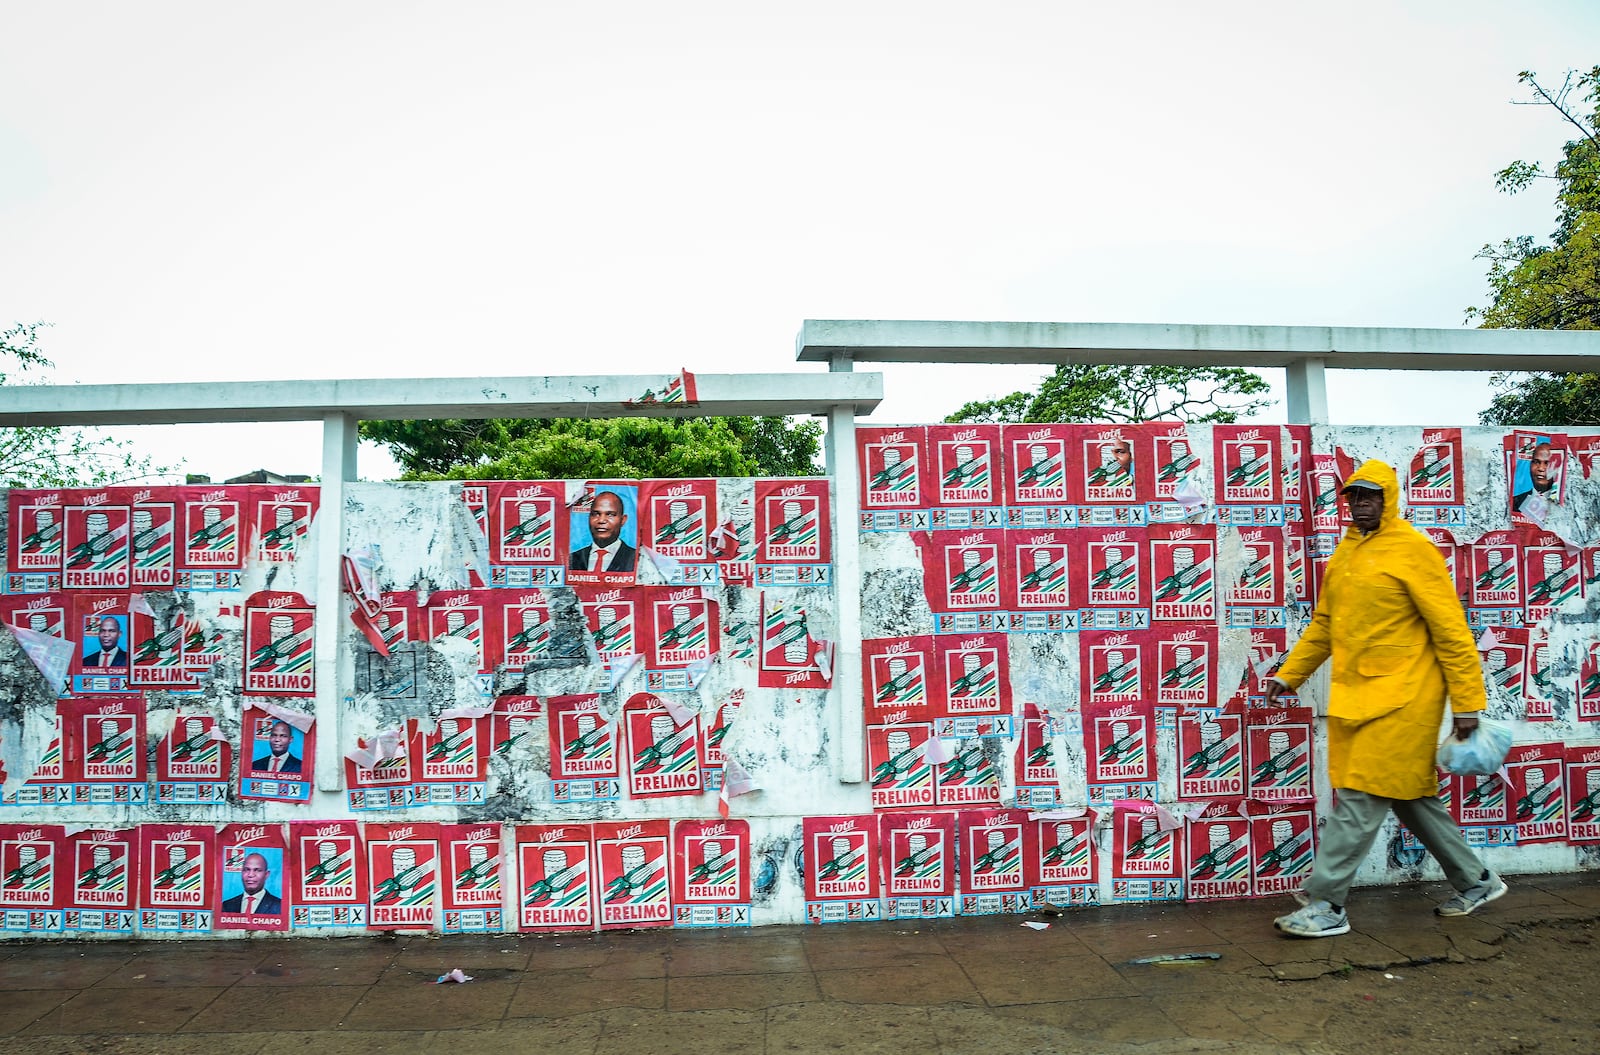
[1506, 430, 1570, 521]
[567, 481, 639, 585]
[70, 593, 130, 694]
[216, 823, 289, 932]
[239, 704, 314, 804]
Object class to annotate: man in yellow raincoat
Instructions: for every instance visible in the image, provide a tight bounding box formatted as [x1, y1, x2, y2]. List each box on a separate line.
[1267, 460, 1505, 938]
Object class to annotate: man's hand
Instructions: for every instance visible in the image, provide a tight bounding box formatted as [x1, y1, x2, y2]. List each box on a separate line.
[1263, 678, 1290, 705]
[1451, 713, 1480, 741]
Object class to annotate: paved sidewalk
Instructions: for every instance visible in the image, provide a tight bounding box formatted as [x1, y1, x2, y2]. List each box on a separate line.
[0, 873, 1595, 1055]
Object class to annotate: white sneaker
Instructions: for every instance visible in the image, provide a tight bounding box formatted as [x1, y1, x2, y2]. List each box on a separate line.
[1274, 899, 1350, 938]
[1436, 872, 1507, 917]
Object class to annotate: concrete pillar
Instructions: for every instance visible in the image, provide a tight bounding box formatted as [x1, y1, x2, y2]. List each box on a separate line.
[826, 400, 865, 783]
[1286, 358, 1329, 424]
[313, 412, 357, 792]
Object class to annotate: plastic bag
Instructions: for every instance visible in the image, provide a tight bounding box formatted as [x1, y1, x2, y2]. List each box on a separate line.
[1436, 718, 1514, 776]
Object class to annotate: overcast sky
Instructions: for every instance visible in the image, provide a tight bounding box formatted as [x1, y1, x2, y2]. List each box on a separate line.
[3, 1, 1596, 480]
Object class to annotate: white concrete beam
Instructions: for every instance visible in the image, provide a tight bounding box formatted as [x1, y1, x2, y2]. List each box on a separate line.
[0, 372, 883, 426]
[794, 319, 1600, 371]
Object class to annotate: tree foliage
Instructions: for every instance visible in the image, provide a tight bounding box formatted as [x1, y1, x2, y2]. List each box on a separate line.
[361, 414, 823, 481]
[1, 323, 171, 488]
[946, 364, 1272, 425]
[1472, 67, 1600, 425]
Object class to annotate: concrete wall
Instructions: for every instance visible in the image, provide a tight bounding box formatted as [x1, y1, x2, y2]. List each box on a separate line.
[0, 421, 1596, 937]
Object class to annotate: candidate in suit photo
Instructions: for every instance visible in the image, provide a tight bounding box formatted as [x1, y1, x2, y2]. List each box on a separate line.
[82, 616, 130, 669]
[252, 720, 302, 774]
[569, 489, 637, 571]
[221, 852, 283, 915]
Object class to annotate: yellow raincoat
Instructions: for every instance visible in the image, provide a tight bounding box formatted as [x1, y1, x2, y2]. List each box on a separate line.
[1273, 460, 1486, 799]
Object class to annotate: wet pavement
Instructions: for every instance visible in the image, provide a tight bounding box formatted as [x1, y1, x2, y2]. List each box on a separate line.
[0, 872, 1595, 1055]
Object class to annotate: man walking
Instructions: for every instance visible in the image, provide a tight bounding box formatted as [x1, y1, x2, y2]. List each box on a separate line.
[1268, 460, 1505, 938]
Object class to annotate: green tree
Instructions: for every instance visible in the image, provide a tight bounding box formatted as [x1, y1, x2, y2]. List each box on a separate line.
[946, 364, 1272, 425]
[362, 415, 823, 481]
[1472, 67, 1600, 426]
[1, 322, 171, 487]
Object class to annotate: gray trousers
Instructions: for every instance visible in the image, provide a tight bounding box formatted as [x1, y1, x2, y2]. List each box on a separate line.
[1302, 789, 1486, 907]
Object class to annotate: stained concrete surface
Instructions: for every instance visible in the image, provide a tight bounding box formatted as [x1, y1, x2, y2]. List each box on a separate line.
[0, 873, 1594, 1055]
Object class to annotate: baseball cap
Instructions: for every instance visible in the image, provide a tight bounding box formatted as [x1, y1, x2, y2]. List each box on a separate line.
[1341, 480, 1383, 493]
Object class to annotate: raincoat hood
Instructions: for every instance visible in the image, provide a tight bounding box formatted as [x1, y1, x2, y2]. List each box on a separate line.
[1342, 460, 1401, 531]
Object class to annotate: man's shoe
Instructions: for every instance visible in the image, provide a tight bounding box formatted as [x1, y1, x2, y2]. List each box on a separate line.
[1436, 872, 1507, 917]
[1274, 899, 1350, 938]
